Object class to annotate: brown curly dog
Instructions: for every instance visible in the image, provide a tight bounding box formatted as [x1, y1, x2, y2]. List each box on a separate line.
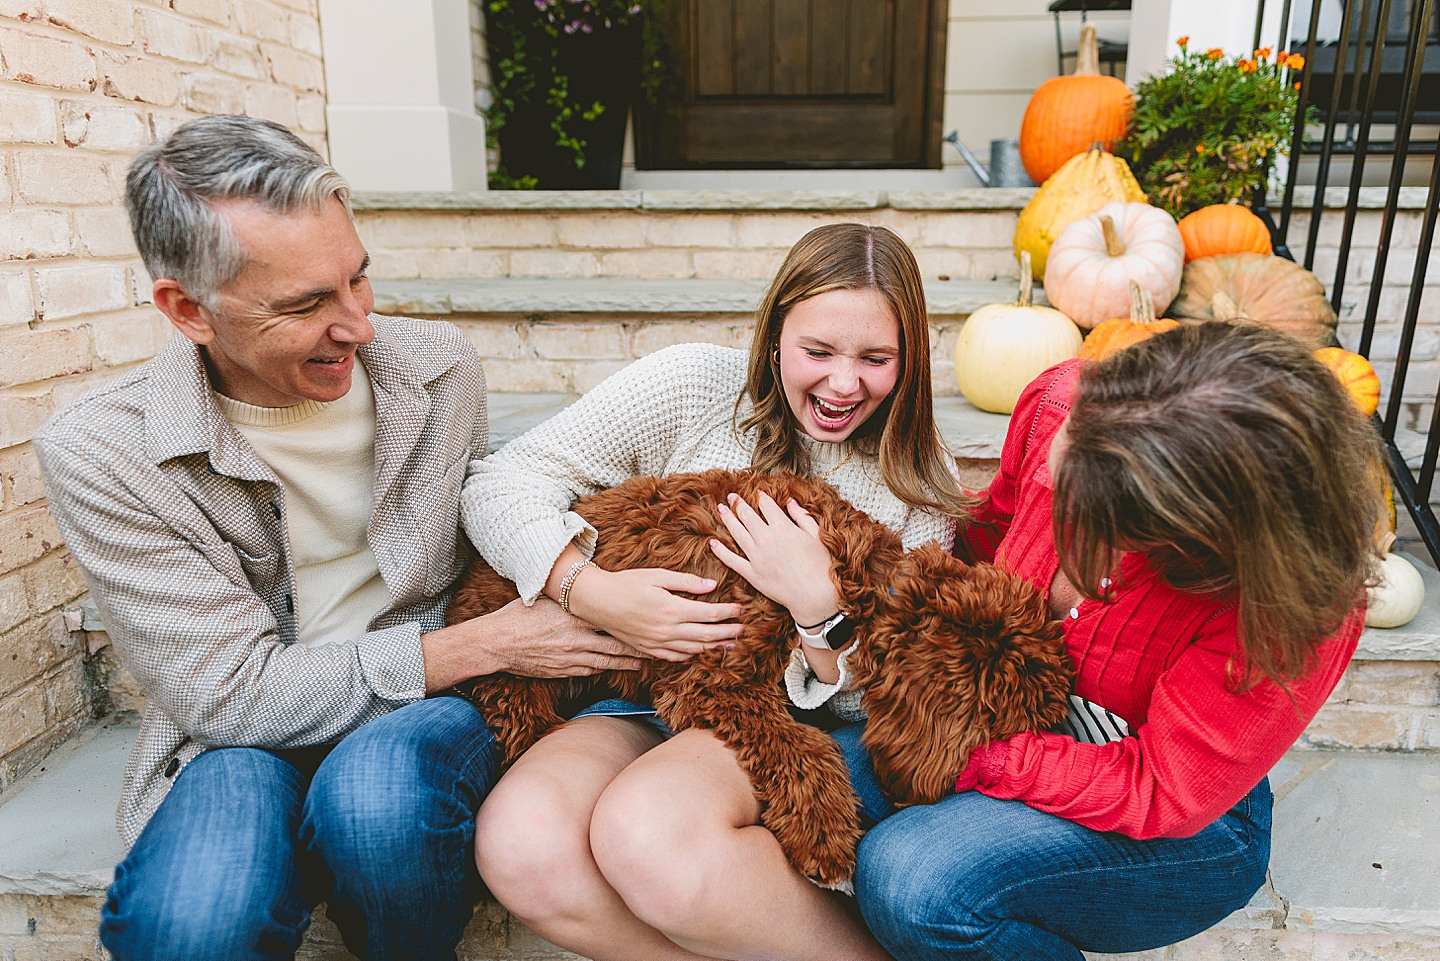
[448, 468, 1071, 889]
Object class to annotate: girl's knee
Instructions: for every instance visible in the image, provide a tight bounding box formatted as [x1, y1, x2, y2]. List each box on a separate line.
[474, 775, 598, 921]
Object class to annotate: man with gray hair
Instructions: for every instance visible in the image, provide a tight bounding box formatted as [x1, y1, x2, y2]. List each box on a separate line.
[35, 114, 639, 960]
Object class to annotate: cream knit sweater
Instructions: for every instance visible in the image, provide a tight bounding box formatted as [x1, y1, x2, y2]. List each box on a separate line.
[459, 343, 958, 715]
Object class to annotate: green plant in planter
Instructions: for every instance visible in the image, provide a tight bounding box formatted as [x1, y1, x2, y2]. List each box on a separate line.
[484, 0, 673, 189]
[1115, 39, 1313, 218]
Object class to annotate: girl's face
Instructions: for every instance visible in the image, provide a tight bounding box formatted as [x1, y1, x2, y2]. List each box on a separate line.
[776, 287, 902, 443]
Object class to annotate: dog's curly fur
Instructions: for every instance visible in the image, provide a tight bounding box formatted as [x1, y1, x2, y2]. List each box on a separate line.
[448, 469, 1071, 889]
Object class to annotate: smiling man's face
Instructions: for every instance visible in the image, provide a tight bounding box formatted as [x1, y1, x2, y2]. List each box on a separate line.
[185, 196, 376, 407]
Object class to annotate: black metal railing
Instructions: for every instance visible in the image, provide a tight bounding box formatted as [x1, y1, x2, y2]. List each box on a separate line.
[1262, 0, 1440, 565]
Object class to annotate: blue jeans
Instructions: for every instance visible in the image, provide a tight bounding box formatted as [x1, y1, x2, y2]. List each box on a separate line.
[832, 723, 1272, 961]
[100, 697, 497, 961]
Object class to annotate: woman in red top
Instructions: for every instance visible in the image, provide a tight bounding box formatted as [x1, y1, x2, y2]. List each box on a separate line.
[723, 321, 1382, 960]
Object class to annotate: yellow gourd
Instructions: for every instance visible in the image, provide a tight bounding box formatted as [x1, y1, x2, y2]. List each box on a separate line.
[954, 252, 1083, 414]
[1014, 146, 1147, 280]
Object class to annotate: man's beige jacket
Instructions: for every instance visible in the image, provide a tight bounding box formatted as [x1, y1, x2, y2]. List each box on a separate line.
[35, 315, 487, 846]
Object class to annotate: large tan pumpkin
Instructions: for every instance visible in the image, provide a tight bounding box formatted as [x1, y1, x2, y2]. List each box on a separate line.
[1019, 24, 1134, 185]
[1014, 147, 1146, 280]
[1044, 202, 1186, 330]
[1168, 254, 1338, 347]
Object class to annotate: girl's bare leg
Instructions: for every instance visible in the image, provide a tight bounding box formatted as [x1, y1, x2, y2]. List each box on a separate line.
[590, 728, 893, 961]
[474, 716, 716, 961]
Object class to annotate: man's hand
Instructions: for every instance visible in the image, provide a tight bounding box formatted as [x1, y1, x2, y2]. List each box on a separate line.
[421, 596, 642, 692]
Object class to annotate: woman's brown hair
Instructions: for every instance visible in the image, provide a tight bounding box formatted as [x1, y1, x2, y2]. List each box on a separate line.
[1052, 321, 1384, 686]
[737, 223, 976, 519]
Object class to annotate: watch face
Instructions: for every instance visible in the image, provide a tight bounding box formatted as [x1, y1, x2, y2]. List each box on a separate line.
[827, 616, 855, 650]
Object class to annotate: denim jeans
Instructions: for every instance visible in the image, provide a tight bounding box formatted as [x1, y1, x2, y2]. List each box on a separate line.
[832, 723, 1273, 961]
[100, 696, 496, 961]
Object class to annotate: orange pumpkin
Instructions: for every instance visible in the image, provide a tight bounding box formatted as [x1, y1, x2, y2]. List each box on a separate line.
[1314, 346, 1381, 416]
[1019, 23, 1134, 186]
[1079, 282, 1180, 360]
[1177, 205, 1273, 262]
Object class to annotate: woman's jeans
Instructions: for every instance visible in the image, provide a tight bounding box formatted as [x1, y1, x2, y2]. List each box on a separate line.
[99, 697, 496, 961]
[832, 723, 1273, 961]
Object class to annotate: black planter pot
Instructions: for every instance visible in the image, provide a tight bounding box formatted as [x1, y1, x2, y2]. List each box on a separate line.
[492, 22, 641, 190]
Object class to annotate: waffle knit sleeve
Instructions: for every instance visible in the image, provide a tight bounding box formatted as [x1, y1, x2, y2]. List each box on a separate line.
[461, 344, 748, 603]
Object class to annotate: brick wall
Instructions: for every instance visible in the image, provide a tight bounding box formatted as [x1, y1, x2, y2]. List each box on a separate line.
[0, 0, 327, 793]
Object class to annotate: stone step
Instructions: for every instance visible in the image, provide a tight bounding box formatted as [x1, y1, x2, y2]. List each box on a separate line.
[2, 723, 1437, 961]
[369, 276, 1030, 395]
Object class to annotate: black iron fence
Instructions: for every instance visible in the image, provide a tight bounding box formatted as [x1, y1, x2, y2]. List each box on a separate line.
[1260, 0, 1440, 564]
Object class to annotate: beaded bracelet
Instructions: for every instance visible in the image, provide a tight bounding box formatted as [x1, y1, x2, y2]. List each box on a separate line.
[558, 560, 595, 615]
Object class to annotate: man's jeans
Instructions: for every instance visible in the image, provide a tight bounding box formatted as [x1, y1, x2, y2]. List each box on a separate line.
[832, 723, 1272, 961]
[100, 697, 496, 961]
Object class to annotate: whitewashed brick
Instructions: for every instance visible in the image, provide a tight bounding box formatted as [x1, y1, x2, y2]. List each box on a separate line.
[528, 324, 625, 360]
[0, 503, 63, 575]
[630, 322, 752, 356]
[270, 0, 315, 14]
[262, 42, 322, 91]
[92, 308, 168, 365]
[45, 0, 136, 45]
[73, 206, 138, 258]
[147, 109, 191, 141]
[0, 89, 57, 143]
[509, 250, 598, 278]
[919, 211, 1019, 249]
[21, 549, 88, 617]
[572, 360, 630, 393]
[478, 358, 572, 392]
[296, 92, 325, 131]
[0, 444, 45, 509]
[140, 8, 209, 63]
[0, 571, 25, 636]
[0, 684, 46, 750]
[0, 208, 73, 260]
[182, 71, 244, 114]
[0, 157, 9, 206]
[452, 321, 524, 359]
[733, 213, 835, 248]
[555, 213, 646, 249]
[211, 34, 267, 79]
[0, 326, 92, 388]
[644, 214, 735, 248]
[37, 264, 130, 320]
[243, 82, 298, 126]
[232, 0, 289, 43]
[15, 152, 115, 205]
[100, 52, 181, 105]
[462, 214, 556, 249]
[0, 25, 96, 91]
[59, 99, 150, 152]
[170, 0, 234, 27]
[0, 0, 41, 19]
[288, 13, 321, 55]
[0, 271, 34, 328]
[596, 249, 694, 279]
[371, 213, 468, 249]
[0, 389, 53, 450]
[130, 263, 155, 305]
[692, 249, 786, 279]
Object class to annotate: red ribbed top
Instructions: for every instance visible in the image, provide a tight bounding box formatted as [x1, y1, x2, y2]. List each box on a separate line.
[953, 361, 1361, 839]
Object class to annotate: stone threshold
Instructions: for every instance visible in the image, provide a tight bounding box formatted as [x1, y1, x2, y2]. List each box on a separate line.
[350, 185, 1433, 213]
[370, 276, 1032, 319]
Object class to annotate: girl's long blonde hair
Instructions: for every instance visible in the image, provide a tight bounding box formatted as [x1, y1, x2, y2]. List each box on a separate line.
[738, 223, 976, 519]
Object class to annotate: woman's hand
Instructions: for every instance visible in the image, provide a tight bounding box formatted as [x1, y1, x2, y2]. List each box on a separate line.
[563, 564, 745, 662]
[709, 491, 841, 628]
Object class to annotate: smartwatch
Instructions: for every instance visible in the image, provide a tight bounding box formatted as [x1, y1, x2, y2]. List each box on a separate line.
[795, 612, 856, 650]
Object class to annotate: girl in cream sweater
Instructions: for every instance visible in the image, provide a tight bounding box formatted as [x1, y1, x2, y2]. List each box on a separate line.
[460, 223, 972, 961]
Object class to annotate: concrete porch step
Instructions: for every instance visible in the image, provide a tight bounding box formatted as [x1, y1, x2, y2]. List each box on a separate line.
[368, 276, 1034, 394]
[2, 723, 1437, 961]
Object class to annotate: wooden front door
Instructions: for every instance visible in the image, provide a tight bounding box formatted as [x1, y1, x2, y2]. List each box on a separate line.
[636, 0, 948, 168]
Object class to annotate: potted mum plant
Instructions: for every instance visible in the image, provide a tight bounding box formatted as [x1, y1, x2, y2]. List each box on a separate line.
[1115, 39, 1311, 218]
[485, 0, 660, 189]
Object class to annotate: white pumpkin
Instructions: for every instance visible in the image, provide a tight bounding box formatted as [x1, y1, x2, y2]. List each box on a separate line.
[1043, 201, 1186, 330]
[1366, 549, 1426, 629]
[955, 251, 1083, 414]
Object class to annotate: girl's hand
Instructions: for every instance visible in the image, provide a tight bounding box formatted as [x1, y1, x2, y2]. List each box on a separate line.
[564, 564, 745, 662]
[709, 491, 841, 627]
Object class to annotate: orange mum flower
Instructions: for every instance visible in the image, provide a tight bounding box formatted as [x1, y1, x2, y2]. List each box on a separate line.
[1277, 51, 1290, 66]
[1176, 35, 1190, 48]
[1196, 144, 1206, 154]
[1287, 54, 1305, 70]
[1294, 81, 1303, 89]
[1255, 47, 1272, 60]
[1239, 59, 1259, 73]
[1207, 48, 1225, 59]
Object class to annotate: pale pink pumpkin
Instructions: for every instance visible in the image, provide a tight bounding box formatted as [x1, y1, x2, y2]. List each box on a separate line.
[1043, 202, 1186, 330]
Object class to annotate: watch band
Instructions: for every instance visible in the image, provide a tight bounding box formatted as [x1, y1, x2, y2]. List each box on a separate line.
[795, 612, 855, 650]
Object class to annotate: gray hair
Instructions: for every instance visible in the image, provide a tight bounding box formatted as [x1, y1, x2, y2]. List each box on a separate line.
[125, 115, 352, 305]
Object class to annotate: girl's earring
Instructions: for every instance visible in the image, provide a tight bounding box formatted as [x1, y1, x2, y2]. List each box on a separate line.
[772, 348, 780, 365]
